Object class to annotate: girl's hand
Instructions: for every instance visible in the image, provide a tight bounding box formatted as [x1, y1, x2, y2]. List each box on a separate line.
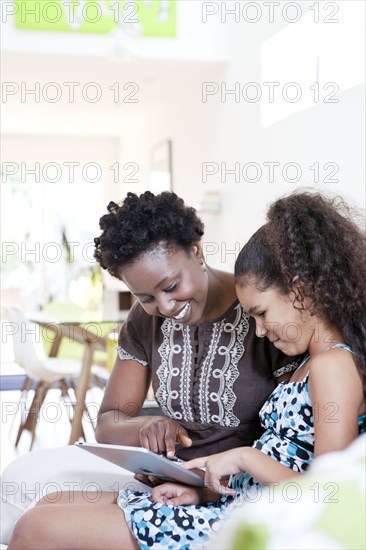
[184, 449, 245, 495]
[139, 417, 192, 458]
[151, 482, 202, 506]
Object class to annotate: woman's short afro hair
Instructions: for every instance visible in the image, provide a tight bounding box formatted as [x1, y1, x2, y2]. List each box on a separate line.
[94, 191, 204, 278]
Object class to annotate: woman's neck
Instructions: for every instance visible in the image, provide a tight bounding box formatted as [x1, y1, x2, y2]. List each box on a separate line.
[200, 267, 237, 322]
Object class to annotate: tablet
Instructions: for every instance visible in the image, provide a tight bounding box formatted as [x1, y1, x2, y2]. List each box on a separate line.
[75, 442, 204, 487]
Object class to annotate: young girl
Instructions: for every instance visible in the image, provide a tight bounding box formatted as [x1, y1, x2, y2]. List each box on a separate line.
[9, 192, 366, 550]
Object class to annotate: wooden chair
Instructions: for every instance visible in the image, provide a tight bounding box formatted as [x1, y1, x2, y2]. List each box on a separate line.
[4, 307, 108, 449]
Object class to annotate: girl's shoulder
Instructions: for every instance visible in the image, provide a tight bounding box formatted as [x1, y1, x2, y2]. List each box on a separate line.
[291, 345, 353, 382]
[308, 345, 364, 414]
[307, 345, 358, 384]
[308, 344, 355, 373]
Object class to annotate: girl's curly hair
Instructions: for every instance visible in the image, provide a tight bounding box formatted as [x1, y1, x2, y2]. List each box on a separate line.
[94, 191, 204, 278]
[235, 191, 366, 395]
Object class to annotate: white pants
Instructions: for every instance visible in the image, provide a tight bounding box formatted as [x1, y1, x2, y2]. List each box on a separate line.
[0, 445, 148, 545]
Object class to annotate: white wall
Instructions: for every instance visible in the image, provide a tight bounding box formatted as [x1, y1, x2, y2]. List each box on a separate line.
[2, 0, 365, 281]
[134, 1, 366, 271]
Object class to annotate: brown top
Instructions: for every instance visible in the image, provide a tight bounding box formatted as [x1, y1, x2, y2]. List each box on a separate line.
[117, 300, 300, 459]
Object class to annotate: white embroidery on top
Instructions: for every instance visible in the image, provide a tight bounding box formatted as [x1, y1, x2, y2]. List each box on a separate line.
[155, 305, 249, 427]
[116, 345, 148, 367]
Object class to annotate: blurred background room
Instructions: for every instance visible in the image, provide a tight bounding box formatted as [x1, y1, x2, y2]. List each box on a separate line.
[1, 0, 365, 470]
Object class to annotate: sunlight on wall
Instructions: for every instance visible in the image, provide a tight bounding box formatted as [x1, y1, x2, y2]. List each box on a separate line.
[261, 1, 365, 126]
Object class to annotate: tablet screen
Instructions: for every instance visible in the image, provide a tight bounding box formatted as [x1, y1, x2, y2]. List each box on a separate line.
[76, 442, 204, 487]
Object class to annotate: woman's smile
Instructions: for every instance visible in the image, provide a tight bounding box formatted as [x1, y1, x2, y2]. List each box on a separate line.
[172, 301, 191, 322]
[120, 245, 209, 325]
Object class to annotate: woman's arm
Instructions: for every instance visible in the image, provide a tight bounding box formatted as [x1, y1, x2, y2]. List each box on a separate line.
[95, 356, 151, 446]
[95, 357, 191, 455]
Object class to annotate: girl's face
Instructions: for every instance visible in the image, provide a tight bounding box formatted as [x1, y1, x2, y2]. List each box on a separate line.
[120, 244, 209, 325]
[236, 281, 314, 356]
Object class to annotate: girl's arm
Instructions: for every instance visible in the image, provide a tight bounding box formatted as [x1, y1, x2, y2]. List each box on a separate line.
[308, 347, 364, 457]
[184, 447, 300, 496]
[151, 483, 202, 506]
[186, 348, 365, 495]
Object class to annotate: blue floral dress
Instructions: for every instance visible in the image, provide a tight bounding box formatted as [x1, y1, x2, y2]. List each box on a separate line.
[117, 344, 366, 549]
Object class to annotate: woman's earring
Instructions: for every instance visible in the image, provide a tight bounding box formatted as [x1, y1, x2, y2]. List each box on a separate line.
[200, 259, 207, 272]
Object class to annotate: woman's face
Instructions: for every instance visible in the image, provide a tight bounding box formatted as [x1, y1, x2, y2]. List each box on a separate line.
[120, 244, 209, 325]
[236, 281, 314, 356]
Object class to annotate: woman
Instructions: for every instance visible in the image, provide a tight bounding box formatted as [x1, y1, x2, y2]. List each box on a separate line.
[9, 191, 366, 549]
[93, 191, 299, 460]
[1, 191, 297, 545]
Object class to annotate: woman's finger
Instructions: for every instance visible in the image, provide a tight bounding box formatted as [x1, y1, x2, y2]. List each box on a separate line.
[145, 431, 160, 454]
[148, 475, 163, 487]
[176, 427, 192, 449]
[138, 428, 151, 451]
[134, 473, 154, 487]
[164, 429, 177, 458]
[182, 456, 208, 470]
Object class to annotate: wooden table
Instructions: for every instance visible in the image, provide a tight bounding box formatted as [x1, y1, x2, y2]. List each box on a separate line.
[29, 310, 128, 444]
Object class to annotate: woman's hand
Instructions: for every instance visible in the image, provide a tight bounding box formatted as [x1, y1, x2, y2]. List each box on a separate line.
[184, 449, 246, 495]
[151, 483, 202, 506]
[139, 417, 192, 458]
